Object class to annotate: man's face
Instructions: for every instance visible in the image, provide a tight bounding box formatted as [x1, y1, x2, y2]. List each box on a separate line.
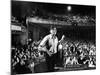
[50, 28, 57, 35]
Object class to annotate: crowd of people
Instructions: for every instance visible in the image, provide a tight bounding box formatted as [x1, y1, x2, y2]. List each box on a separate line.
[30, 12, 95, 26]
[11, 2, 96, 74]
[12, 10, 95, 26]
[11, 40, 45, 74]
[59, 38, 96, 68]
[11, 37, 96, 74]
[11, 14, 96, 74]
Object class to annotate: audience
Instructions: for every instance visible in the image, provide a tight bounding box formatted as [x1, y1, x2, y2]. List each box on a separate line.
[12, 37, 96, 74]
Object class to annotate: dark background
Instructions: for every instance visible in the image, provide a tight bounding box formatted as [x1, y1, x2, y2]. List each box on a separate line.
[11, 1, 96, 44]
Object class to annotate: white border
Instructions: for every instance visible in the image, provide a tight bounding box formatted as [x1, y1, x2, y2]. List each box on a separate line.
[15, 0, 96, 6]
[0, 0, 98, 75]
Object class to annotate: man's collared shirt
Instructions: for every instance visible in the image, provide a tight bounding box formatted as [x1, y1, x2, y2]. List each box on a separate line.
[39, 34, 58, 54]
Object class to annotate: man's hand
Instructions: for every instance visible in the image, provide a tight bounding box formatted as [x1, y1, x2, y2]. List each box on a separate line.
[46, 50, 53, 56]
[38, 46, 47, 52]
[38, 46, 53, 56]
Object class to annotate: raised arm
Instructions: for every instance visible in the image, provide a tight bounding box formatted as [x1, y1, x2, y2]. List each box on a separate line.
[59, 35, 65, 43]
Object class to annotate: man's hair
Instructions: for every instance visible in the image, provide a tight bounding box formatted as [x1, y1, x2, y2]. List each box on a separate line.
[50, 25, 57, 30]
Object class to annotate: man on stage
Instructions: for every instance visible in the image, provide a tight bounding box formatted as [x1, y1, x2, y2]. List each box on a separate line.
[38, 26, 64, 72]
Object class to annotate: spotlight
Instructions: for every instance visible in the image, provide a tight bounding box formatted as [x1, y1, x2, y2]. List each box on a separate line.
[67, 6, 72, 11]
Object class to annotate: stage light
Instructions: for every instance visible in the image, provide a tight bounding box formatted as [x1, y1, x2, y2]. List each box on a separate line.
[67, 6, 72, 11]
